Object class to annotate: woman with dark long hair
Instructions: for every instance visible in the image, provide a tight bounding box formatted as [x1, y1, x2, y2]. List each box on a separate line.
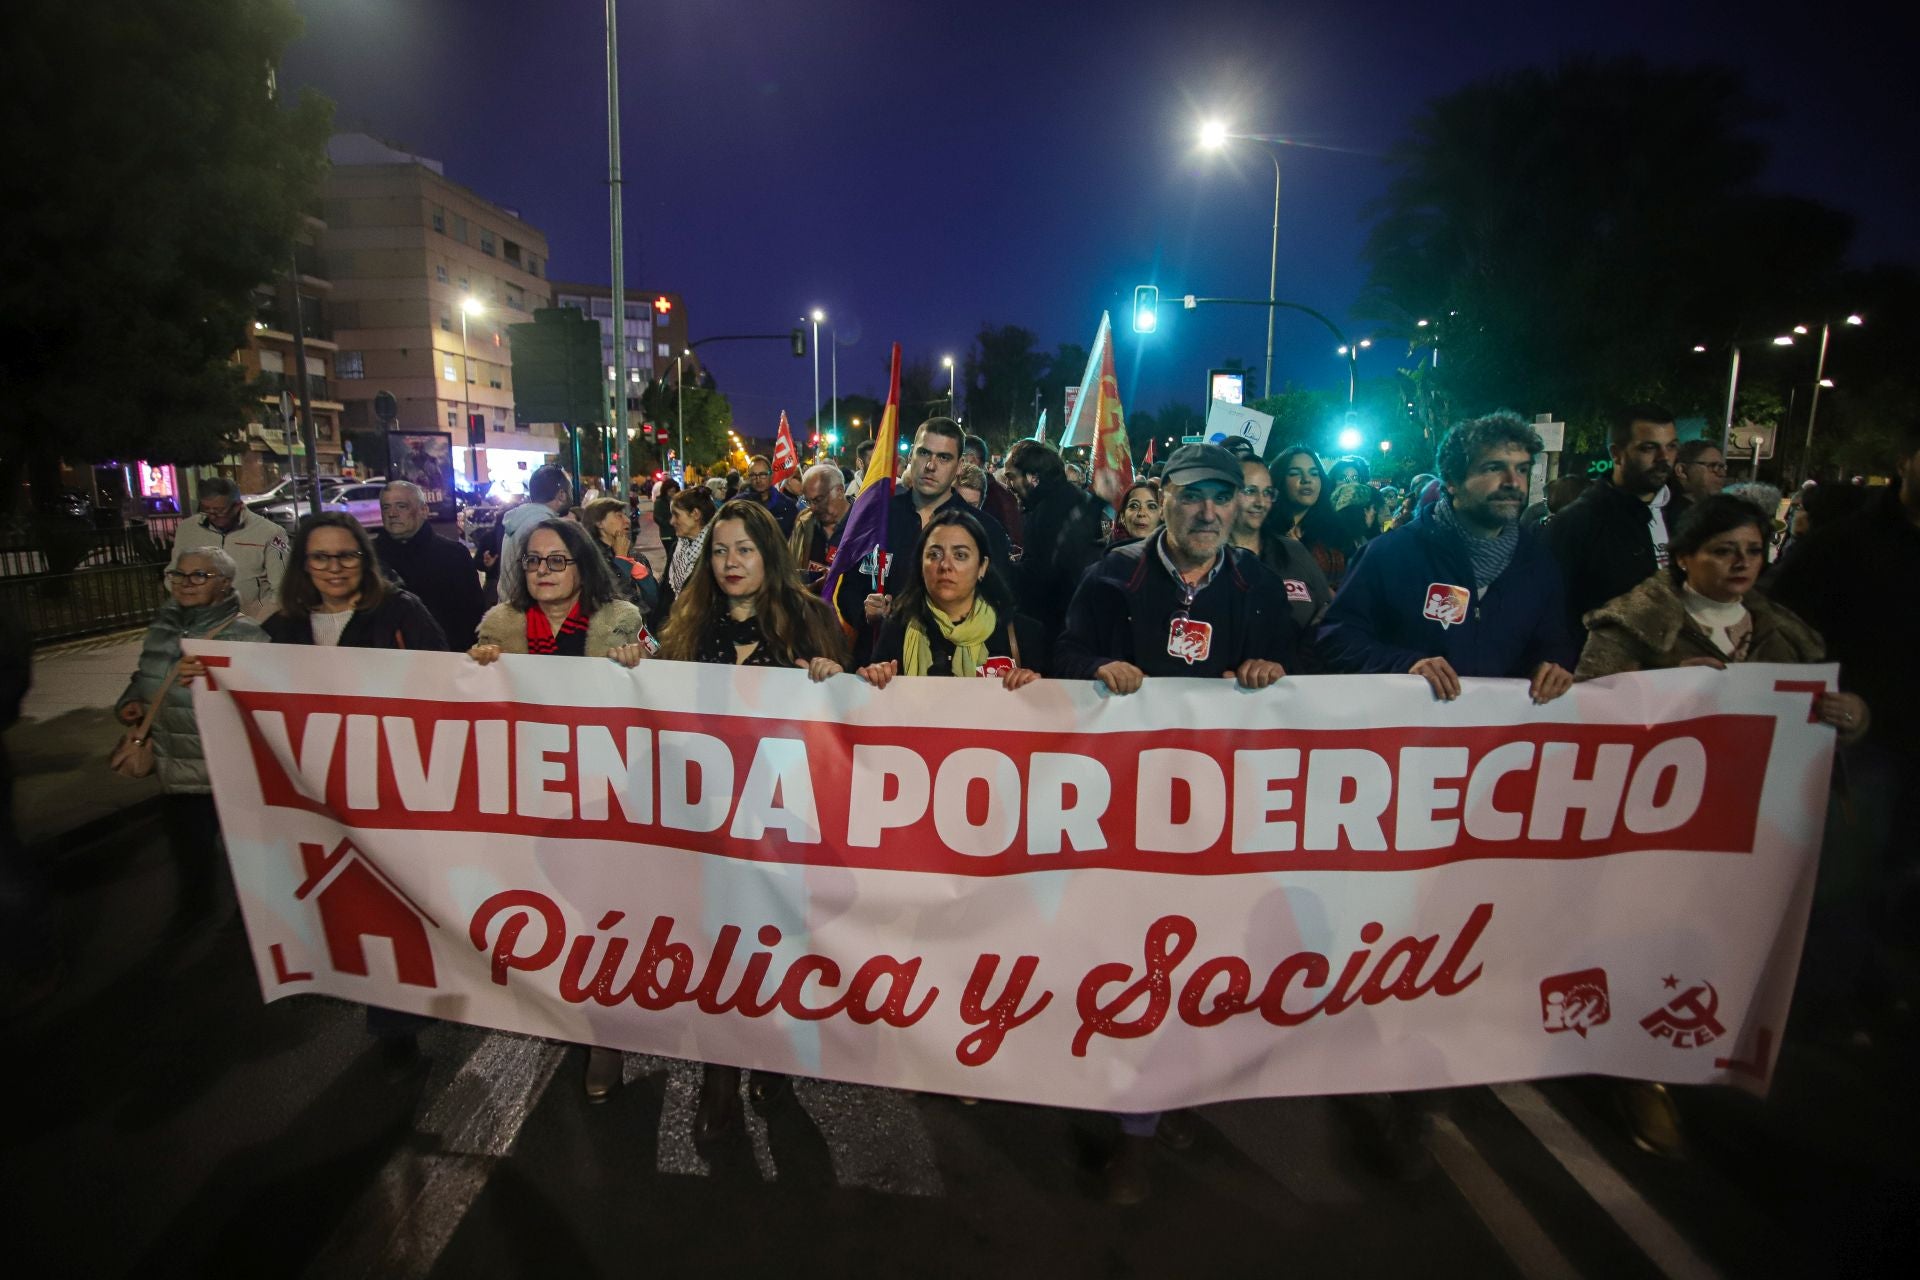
[658, 499, 847, 676]
[656, 498, 847, 1139]
[858, 509, 1045, 689]
[265, 513, 445, 1063]
[1270, 444, 1349, 586]
[1108, 478, 1163, 547]
[265, 513, 446, 650]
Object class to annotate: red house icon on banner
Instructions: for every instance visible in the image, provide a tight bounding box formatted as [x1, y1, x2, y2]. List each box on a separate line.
[293, 838, 440, 988]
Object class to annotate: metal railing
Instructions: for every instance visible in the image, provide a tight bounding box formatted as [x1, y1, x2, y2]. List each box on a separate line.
[0, 519, 179, 579]
[3, 564, 170, 643]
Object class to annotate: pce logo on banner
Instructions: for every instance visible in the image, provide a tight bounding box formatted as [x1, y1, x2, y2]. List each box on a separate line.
[1640, 978, 1724, 1049]
[1539, 968, 1610, 1037]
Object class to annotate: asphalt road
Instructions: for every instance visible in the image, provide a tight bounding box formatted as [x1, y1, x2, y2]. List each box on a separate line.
[7, 817, 1915, 1279]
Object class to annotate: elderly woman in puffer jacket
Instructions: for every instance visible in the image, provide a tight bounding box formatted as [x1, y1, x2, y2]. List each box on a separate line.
[115, 546, 268, 929]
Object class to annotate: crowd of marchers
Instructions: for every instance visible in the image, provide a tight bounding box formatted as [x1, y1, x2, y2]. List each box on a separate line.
[101, 402, 1918, 1204]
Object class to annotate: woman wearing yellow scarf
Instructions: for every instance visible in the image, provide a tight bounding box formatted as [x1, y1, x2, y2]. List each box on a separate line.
[858, 509, 1045, 690]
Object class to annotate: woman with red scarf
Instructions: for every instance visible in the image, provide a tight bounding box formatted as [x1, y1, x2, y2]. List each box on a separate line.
[469, 517, 645, 1100]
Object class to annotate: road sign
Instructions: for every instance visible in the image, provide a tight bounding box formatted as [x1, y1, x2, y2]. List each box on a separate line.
[510, 307, 607, 426]
[1728, 421, 1774, 459]
[1205, 400, 1274, 455]
[1180, 435, 1206, 444]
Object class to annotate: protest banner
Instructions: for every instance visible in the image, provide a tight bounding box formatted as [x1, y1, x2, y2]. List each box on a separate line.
[192, 645, 1833, 1111]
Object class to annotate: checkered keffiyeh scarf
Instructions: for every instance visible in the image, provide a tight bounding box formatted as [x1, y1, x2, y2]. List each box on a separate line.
[1432, 498, 1518, 593]
[525, 601, 589, 654]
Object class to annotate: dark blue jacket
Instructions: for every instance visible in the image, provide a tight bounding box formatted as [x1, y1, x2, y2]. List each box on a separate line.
[1314, 505, 1576, 677]
[1053, 532, 1301, 679]
[744, 485, 798, 536]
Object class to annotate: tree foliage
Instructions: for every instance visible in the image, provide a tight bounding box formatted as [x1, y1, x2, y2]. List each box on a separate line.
[961, 325, 1050, 448]
[0, 0, 333, 501]
[1358, 57, 1853, 448]
[638, 379, 734, 470]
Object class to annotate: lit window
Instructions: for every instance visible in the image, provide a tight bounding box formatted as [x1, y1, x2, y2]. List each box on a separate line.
[443, 360, 457, 381]
[630, 369, 641, 383]
[338, 351, 365, 379]
[657, 342, 670, 358]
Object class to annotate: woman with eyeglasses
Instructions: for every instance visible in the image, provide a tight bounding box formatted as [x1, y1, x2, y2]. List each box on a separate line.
[468, 518, 644, 1100]
[1576, 496, 1867, 717]
[115, 548, 269, 932]
[1271, 444, 1350, 587]
[1229, 458, 1331, 629]
[263, 513, 446, 1063]
[264, 513, 448, 651]
[657, 499, 847, 1139]
[1575, 494, 1869, 1155]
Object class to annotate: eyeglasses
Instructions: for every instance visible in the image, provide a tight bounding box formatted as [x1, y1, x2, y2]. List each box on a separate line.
[164, 570, 222, 585]
[520, 553, 577, 572]
[305, 551, 365, 568]
[1239, 485, 1279, 501]
[748, 471, 770, 480]
[1683, 462, 1729, 475]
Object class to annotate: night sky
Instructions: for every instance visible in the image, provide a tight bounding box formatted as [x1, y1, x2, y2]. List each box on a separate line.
[284, 0, 1914, 441]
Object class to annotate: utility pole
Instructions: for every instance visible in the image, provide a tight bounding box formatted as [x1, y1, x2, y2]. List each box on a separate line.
[604, 0, 628, 493]
[286, 251, 320, 517]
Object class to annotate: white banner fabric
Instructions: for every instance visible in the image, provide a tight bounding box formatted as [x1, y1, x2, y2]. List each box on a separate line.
[191, 645, 1834, 1111]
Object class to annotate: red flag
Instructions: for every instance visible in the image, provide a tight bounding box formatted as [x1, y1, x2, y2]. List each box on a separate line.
[1143, 437, 1156, 467]
[1086, 314, 1135, 508]
[772, 411, 800, 485]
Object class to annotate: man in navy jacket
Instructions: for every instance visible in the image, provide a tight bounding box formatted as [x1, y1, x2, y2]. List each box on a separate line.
[1055, 441, 1299, 688]
[1316, 412, 1577, 702]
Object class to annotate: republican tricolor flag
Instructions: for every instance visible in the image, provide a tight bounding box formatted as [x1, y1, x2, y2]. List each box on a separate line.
[821, 343, 903, 635]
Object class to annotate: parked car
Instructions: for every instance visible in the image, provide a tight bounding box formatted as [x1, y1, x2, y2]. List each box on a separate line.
[242, 475, 346, 506]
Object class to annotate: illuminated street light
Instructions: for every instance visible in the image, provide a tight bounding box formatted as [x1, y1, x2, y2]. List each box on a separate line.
[1793, 324, 1809, 335]
[1336, 345, 1349, 356]
[1845, 314, 1864, 326]
[942, 355, 957, 417]
[1415, 318, 1430, 328]
[1337, 427, 1363, 451]
[461, 295, 485, 316]
[1379, 440, 1393, 453]
[1357, 338, 1373, 349]
[1195, 117, 1283, 395]
[1692, 344, 1709, 353]
[1818, 378, 1835, 388]
[1773, 335, 1795, 346]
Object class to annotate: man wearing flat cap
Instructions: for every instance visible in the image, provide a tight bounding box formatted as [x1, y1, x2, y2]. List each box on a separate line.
[1049, 441, 1302, 1202]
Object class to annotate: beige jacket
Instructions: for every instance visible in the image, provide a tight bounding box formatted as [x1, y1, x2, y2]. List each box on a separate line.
[474, 600, 641, 656]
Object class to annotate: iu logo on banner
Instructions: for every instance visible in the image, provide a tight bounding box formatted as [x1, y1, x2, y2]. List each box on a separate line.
[1539, 968, 1610, 1037]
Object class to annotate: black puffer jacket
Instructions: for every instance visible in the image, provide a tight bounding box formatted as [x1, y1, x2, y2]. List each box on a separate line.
[263, 588, 449, 650]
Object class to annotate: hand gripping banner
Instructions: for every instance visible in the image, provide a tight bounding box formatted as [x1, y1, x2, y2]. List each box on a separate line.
[191, 645, 1836, 1110]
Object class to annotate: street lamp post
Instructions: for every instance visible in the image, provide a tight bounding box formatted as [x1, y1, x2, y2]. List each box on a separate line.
[942, 355, 957, 418]
[1200, 121, 1283, 399]
[461, 296, 484, 486]
[809, 308, 824, 443]
[673, 349, 689, 464]
[1800, 314, 1863, 483]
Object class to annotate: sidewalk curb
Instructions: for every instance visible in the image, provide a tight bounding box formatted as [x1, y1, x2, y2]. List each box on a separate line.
[27, 796, 165, 863]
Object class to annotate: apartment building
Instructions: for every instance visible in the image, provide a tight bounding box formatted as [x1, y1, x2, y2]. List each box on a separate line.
[318, 133, 558, 494]
[550, 281, 695, 439]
